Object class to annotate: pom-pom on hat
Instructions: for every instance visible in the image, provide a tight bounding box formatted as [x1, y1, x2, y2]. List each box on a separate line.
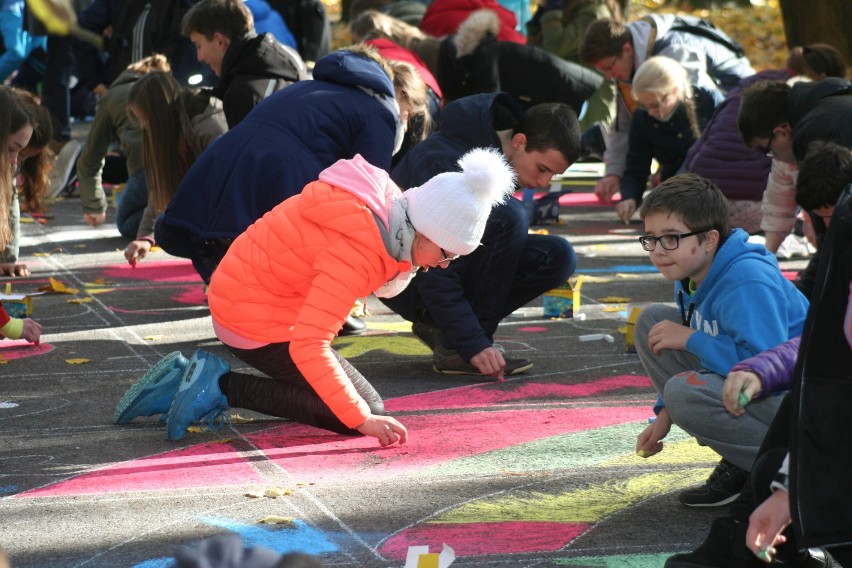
[406, 148, 516, 255]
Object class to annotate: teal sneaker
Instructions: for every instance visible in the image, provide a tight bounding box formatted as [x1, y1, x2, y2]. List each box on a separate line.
[165, 350, 231, 441]
[114, 352, 189, 425]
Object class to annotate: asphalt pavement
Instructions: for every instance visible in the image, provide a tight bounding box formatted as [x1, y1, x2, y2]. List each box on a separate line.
[0, 165, 809, 568]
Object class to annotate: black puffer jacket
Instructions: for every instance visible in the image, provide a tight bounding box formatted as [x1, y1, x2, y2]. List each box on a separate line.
[211, 33, 307, 128]
[435, 9, 601, 114]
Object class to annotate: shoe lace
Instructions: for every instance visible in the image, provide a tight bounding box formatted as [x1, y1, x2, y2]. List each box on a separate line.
[196, 409, 233, 434]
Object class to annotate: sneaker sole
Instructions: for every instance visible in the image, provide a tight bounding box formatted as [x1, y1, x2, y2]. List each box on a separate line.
[114, 351, 186, 424]
[679, 491, 741, 508]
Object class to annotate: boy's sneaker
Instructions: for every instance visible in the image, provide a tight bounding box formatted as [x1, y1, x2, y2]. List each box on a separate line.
[113, 352, 189, 424]
[679, 458, 748, 507]
[165, 350, 231, 441]
[412, 320, 443, 351]
[432, 345, 533, 376]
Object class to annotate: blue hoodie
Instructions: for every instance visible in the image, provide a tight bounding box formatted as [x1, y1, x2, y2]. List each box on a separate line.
[676, 228, 809, 376]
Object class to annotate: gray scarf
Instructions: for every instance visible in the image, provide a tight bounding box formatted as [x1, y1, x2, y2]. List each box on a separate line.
[374, 198, 419, 298]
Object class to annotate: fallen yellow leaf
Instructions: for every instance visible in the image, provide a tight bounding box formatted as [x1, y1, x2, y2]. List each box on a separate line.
[256, 516, 296, 526]
[65, 358, 91, 365]
[143, 335, 165, 341]
[228, 413, 255, 424]
[67, 297, 93, 304]
[264, 487, 293, 498]
[598, 296, 631, 303]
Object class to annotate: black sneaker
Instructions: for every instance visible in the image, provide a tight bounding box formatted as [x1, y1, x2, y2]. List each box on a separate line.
[412, 321, 443, 351]
[679, 459, 748, 507]
[432, 345, 532, 376]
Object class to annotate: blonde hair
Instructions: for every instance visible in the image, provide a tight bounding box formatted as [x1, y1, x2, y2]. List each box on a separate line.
[350, 10, 427, 48]
[126, 53, 172, 74]
[0, 87, 32, 248]
[388, 60, 431, 142]
[632, 56, 699, 137]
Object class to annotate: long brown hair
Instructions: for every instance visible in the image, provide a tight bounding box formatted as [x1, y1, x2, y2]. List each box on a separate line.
[12, 88, 54, 212]
[0, 87, 32, 247]
[128, 72, 206, 213]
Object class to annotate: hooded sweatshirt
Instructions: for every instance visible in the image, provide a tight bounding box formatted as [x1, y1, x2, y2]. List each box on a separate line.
[675, 228, 808, 376]
[788, 77, 852, 163]
[211, 32, 306, 128]
[208, 155, 412, 429]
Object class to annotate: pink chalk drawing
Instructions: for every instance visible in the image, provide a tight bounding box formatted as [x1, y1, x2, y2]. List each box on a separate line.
[100, 260, 206, 306]
[0, 341, 53, 360]
[15, 375, 660, 564]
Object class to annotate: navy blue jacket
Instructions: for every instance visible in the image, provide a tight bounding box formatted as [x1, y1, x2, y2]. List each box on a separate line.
[162, 50, 400, 241]
[619, 97, 713, 205]
[391, 92, 524, 361]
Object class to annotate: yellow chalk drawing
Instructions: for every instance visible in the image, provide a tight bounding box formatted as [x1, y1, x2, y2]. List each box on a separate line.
[333, 335, 430, 358]
[600, 438, 719, 467]
[433, 469, 708, 525]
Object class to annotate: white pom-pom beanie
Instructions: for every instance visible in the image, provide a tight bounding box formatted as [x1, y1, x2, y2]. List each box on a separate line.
[406, 148, 516, 255]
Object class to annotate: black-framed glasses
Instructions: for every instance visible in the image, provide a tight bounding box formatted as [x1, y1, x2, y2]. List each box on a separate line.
[756, 131, 778, 157]
[439, 247, 460, 264]
[638, 229, 709, 251]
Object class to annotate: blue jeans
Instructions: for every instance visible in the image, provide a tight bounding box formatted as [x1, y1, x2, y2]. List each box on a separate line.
[382, 198, 577, 360]
[154, 217, 230, 284]
[115, 171, 147, 239]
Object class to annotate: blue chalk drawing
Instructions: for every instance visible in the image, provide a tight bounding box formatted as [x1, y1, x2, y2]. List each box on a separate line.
[199, 516, 339, 555]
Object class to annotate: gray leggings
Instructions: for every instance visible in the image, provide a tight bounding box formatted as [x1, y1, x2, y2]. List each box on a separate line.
[634, 303, 784, 471]
[222, 343, 384, 435]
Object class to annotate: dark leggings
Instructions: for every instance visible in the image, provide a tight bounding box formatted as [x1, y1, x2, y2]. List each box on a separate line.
[220, 342, 384, 435]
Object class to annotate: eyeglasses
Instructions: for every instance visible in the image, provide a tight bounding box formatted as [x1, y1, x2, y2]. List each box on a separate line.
[638, 229, 709, 251]
[756, 124, 788, 157]
[438, 247, 460, 264]
[757, 131, 778, 157]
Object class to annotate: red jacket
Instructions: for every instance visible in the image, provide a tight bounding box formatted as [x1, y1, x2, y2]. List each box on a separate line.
[366, 37, 443, 99]
[420, 0, 526, 44]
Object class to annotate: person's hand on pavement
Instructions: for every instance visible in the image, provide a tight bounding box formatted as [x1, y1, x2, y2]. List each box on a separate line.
[470, 346, 506, 380]
[616, 198, 637, 225]
[124, 240, 152, 266]
[357, 415, 408, 447]
[0, 262, 30, 277]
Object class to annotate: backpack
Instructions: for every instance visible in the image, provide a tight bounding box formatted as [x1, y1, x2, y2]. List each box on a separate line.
[268, 0, 331, 62]
[644, 15, 745, 59]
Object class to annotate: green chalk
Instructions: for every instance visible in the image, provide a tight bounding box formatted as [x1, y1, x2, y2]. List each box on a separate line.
[738, 391, 751, 409]
[757, 549, 770, 561]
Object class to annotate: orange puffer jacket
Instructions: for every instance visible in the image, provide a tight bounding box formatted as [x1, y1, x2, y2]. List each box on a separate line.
[208, 178, 412, 429]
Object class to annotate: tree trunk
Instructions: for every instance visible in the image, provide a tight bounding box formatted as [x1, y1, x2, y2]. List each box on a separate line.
[778, 0, 852, 68]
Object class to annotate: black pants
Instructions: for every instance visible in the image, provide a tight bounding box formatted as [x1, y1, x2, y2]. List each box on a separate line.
[221, 342, 384, 435]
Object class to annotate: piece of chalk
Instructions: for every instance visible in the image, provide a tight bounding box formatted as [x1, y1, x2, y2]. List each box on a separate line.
[636, 449, 647, 457]
[578, 333, 615, 342]
[757, 549, 770, 560]
[738, 391, 750, 409]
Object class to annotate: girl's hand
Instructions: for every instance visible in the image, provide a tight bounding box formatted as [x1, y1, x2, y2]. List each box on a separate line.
[124, 240, 152, 266]
[0, 262, 30, 277]
[357, 415, 408, 447]
[21, 318, 42, 343]
[723, 370, 763, 416]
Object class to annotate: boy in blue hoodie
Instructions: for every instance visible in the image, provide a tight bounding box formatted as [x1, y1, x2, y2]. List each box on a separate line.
[632, 173, 808, 509]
